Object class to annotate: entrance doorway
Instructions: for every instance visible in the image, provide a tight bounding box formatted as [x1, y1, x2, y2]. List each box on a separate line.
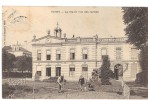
[114, 64, 123, 80]
[56, 67, 61, 76]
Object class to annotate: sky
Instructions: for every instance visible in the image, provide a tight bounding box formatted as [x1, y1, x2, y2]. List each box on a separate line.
[2, 6, 126, 50]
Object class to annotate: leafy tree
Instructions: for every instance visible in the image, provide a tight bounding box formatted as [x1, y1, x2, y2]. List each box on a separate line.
[122, 7, 148, 84]
[100, 55, 111, 85]
[139, 45, 148, 84]
[122, 7, 148, 49]
[2, 48, 15, 72]
[14, 56, 32, 73]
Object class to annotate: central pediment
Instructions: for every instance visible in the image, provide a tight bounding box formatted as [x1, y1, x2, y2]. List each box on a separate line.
[32, 35, 65, 44]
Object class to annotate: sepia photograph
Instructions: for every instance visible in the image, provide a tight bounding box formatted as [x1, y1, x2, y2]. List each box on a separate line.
[2, 6, 148, 99]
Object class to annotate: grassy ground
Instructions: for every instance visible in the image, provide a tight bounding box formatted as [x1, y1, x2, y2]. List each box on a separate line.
[2, 78, 148, 99]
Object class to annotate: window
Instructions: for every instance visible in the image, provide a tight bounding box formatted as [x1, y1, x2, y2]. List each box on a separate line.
[46, 67, 51, 76]
[69, 65, 75, 77]
[131, 48, 138, 59]
[37, 71, 41, 76]
[116, 47, 122, 59]
[46, 50, 51, 60]
[37, 50, 41, 60]
[70, 49, 75, 60]
[56, 67, 61, 76]
[82, 67, 88, 71]
[56, 50, 61, 60]
[82, 49, 88, 59]
[82, 64, 88, 79]
[101, 48, 107, 56]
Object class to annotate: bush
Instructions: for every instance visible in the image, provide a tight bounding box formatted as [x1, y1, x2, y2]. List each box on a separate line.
[135, 71, 148, 84]
[2, 72, 32, 78]
[2, 83, 15, 98]
[100, 55, 111, 85]
[92, 68, 100, 81]
[43, 77, 58, 82]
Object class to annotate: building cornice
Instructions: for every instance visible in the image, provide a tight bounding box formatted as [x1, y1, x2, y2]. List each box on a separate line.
[33, 59, 139, 63]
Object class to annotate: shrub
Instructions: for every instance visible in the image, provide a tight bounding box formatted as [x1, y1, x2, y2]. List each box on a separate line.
[43, 76, 67, 83]
[43, 77, 58, 82]
[92, 68, 100, 81]
[100, 55, 111, 85]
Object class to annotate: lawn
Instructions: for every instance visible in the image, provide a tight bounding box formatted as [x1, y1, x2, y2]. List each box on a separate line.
[2, 78, 148, 99]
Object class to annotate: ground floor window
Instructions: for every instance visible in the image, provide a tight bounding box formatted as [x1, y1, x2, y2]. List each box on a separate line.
[56, 67, 61, 76]
[46, 67, 51, 76]
[82, 64, 88, 79]
[69, 65, 75, 77]
[37, 71, 41, 76]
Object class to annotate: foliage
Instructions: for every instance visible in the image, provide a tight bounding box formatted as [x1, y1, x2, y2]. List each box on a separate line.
[122, 7, 148, 49]
[14, 56, 32, 73]
[2, 48, 15, 72]
[2, 83, 15, 98]
[122, 7, 148, 84]
[43, 77, 67, 83]
[2, 72, 32, 78]
[138, 45, 148, 84]
[92, 68, 100, 81]
[100, 55, 111, 85]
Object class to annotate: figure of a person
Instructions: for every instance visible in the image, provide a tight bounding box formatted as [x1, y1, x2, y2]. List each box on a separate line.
[78, 75, 85, 91]
[57, 75, 64, 93]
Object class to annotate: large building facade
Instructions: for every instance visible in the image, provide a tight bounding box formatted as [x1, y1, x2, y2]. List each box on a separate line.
[32, 25, 141, 81]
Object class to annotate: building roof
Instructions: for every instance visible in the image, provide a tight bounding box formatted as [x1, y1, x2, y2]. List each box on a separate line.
[4, 46, 31, 53]
[3, 46, 12, 51]
[19, 47, 32, 53]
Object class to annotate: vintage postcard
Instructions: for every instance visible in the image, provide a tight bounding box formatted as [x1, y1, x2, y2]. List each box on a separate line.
[2, 6, 148, 99]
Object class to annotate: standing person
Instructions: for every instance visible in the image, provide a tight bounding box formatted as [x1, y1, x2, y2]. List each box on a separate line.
[57, 75, 64, 93]
[78, 75, 85, 91]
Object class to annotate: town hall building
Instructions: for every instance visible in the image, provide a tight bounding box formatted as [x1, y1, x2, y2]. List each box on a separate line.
[32, 23, 141, 81]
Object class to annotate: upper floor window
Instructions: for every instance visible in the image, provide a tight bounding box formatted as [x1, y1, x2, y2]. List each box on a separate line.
[56, 50, 61, 60]
[131, 48, 138, 59]
[46, 50, 51, 60]
[70, 49, 75, 60]
[82, 49, 88, 60]
[116, 47, 122, 60]
[37, 50, 41, 60]
[101, 48, 107, 56]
